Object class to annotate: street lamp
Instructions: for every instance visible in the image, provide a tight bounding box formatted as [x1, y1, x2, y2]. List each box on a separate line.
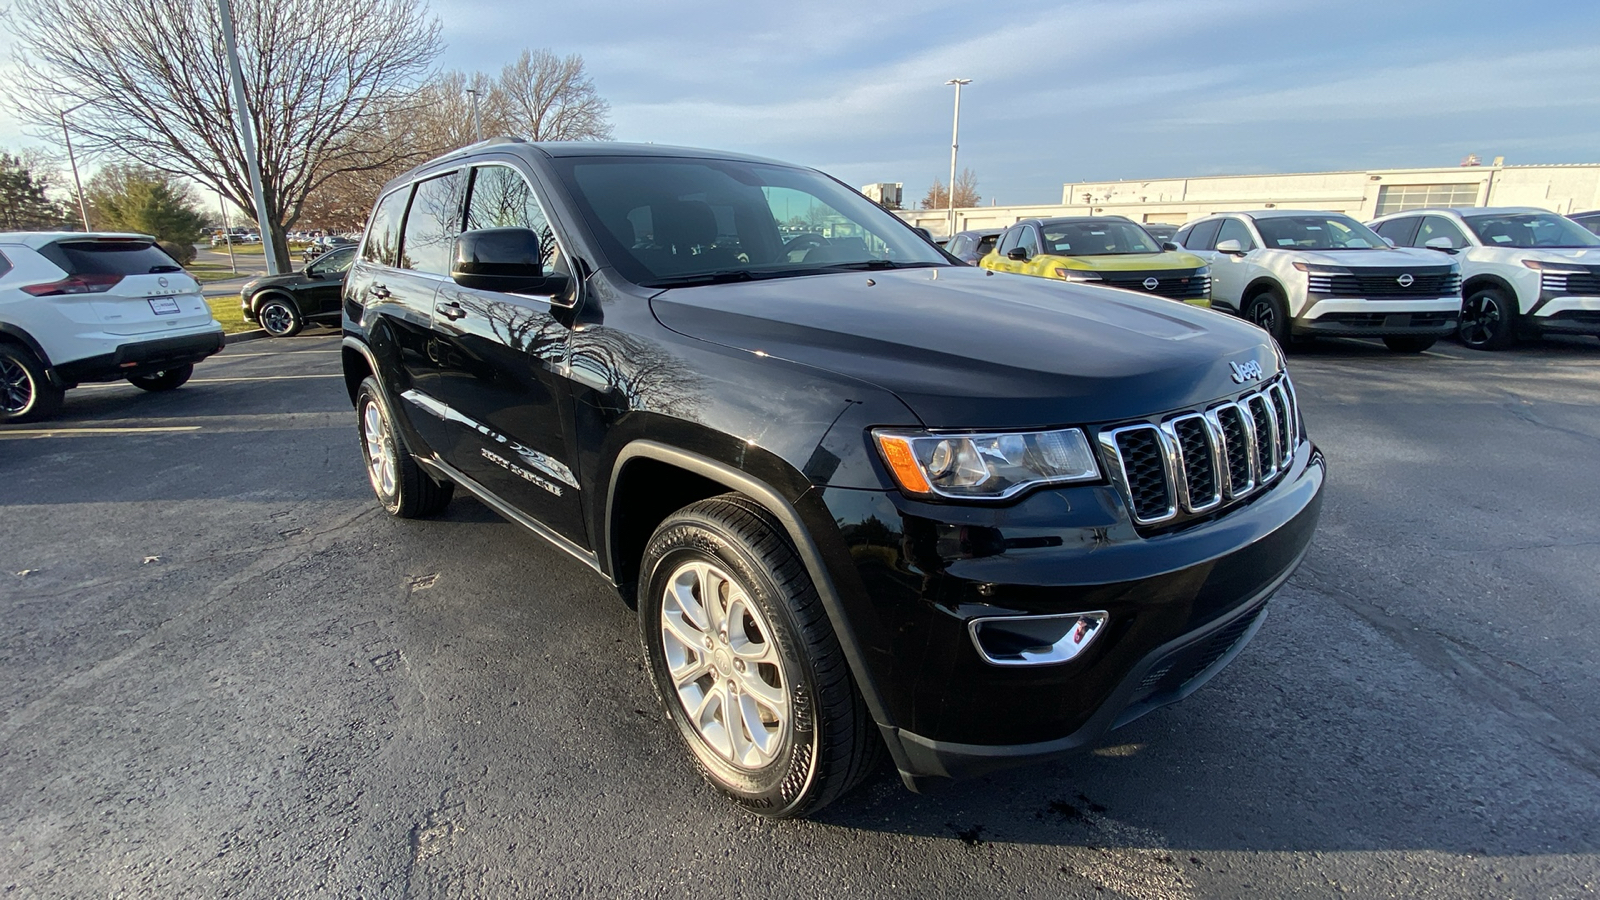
[466, 88, 483, 142]
[58, 100, 93, 232]
[945, 78, 971, 240]
[217, 0, 280, 275]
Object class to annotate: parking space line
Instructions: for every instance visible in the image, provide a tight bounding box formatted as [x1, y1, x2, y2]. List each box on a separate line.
[187, 374, 343, 383]
[0, 426, 203, 439]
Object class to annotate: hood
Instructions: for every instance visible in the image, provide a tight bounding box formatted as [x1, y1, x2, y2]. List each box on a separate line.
[1516, 248, 1600, 265]
[243, 271, 310, 294]
[649, 266, 1279, 429]
[1049, 250, 1208, 272]
[1285, 247, 1447, 268]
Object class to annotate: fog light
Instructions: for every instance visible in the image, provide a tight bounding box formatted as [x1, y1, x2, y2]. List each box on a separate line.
[968, 611, 1108, 666]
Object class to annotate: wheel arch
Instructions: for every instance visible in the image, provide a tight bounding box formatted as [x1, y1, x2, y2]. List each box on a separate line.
[0, 323, 53, 368]
[1242, 276, 1286, 303]
[604, 440, 902, 745]
[251, 289, 303, 317]
[341, 336, 377, 406]
[1462, 273, 1519, 307]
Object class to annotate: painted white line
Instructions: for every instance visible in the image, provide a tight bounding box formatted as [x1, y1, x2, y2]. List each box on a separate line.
[220, 350, 341, 358]
[187, 374, 344, 383]
[0, 426, 203, 439]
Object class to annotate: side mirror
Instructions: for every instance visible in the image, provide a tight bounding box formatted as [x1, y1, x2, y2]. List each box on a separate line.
[1007, 247, 1030, 261]
[451, 227, 565, 294]
[1423, 236, 1459, 254]
[1161, 241, 1180, 251]
[1215, 239, 1246, 256]
[1382, 236, 1397, 248]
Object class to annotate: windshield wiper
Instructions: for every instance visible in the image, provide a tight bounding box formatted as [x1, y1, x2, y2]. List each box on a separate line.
[821, 260, 940, 271]
[646, 269, 758, 287]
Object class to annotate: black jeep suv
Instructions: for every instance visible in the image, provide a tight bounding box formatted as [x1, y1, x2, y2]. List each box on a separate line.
[340, 139, 1325, 818]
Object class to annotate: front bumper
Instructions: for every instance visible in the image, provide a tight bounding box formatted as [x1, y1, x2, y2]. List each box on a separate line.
[51, 329, 225, 386]
[1532, 295, 1600, 335]
[810, 438, 1325, 784]
[1296, 297, 1458, 337]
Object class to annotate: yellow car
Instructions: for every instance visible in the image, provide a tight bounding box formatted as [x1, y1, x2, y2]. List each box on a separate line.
[980, 216, 1212, 306]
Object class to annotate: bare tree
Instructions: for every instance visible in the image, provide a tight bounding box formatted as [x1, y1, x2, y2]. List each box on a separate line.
[920, 168, 981, 210]
[5, 0, 442, 270]
[496, 50, 613, 142]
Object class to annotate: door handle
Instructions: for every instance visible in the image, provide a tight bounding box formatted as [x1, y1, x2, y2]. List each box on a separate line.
[438, 301, 467, 321]
[369, 283, 391, 299]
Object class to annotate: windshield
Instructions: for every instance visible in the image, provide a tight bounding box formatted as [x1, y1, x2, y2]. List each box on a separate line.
[1463, 213, 1600, 249]
[1040, 220, 1159, 256]
[552, 156, 949, 287]
[1253, 215, 1385, 251]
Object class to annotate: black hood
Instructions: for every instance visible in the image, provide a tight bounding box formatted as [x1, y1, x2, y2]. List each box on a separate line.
[649, 266, 1279, 429]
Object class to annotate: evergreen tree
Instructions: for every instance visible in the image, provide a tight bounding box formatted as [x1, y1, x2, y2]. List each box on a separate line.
[86, 164, 208, 262]
[0, 151, 67, 230]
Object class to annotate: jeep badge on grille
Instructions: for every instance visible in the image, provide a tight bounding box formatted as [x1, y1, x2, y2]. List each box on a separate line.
[1229, 360, 1264, 383]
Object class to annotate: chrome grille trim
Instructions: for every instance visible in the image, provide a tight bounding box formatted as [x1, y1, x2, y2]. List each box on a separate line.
[1100, 375, 1302, 528]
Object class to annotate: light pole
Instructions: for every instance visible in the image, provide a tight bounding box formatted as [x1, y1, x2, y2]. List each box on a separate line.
[58, 100, 93, 232]
[945, 78, 971, 240]
[466, 88, 483, 142]
[217, 0, 280, 275]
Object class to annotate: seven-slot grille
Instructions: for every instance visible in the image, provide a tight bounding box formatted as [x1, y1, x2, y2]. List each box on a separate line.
[1096, 268, 1211, 300]
[1305, 268, 1460, 297]
[1098, 377, 1300, 527]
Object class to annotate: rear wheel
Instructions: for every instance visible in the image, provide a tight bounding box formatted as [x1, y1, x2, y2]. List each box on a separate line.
[1459, 288, 1518, 350]
[639, 494, 878, 818]
[1382, 336, 1437, 353]
[1243, 289, 1291, 347]
[127, 364, 193, 392]
[0, 344, 64, 423]
[355, 376, 453, 517]
[258, 297, 303, 337]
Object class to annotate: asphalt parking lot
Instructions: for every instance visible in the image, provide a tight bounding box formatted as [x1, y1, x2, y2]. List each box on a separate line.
[2, 331, 1598, 898]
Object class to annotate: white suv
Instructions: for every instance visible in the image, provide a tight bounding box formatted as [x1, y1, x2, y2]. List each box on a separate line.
[1175, 210, 1461, 353]
[0, 232, 224, 422]
[1369, 207, 1600, 350]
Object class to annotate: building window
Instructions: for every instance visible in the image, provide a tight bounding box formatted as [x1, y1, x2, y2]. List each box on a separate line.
[1374, 183, 1481, 216]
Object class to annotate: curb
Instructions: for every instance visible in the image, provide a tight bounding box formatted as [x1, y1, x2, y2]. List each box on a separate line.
[224, 329, 271, 345]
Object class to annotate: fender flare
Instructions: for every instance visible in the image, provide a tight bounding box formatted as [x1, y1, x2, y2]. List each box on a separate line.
[1461, 273, 1527, 314]
[0, 322, 66, 387]
[605, 440, 903, 744]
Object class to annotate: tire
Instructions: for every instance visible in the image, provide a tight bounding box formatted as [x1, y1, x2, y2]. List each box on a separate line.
[126, 363, 193, 392]
[1243, 288, 1291, 347]
[1458, 288, 1518, 350]
[257, 296, 303, 337]
[0, 344, 64, 423]
[1382, 336, 1436, 353]
[639, 493, 878, 818]
[355, 376, 453, 518]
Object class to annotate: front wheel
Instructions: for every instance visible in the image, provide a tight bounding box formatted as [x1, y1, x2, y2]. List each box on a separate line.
[0, 344, 64, 423]
[127, 363, 193, 392]
[639, 494, 878, 818]
[1382, 336, 1437, 353]
[1459, 288, 1518, 350]
[355, 376, 453, 517]
[257, 297, 303, 338]
[1243, 289, 1291, 347]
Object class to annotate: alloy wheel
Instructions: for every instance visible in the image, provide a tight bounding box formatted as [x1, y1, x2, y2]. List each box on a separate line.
[261, 303, 294, 336]
[362, 399, 397, 498]
[659, 560, 790, 769]
[1460, 294, 1503, 347]
[1249, 298, 1276, 334]
[0, 356, 33, 415]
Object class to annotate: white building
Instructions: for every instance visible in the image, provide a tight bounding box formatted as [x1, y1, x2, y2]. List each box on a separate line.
[859, 182, 903, 209]
[896, 163, 1600, 237]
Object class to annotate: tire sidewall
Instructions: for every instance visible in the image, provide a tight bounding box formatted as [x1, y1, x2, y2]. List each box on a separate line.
[1460, 288, 1512, 348]
[639, 515, 822, 815]
[259, 297, 301, 337]
[1245, 290, 1289, 345]
[356, 379, 404, 515]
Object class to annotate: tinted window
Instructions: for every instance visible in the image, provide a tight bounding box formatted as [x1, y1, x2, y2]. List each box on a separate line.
[401, 171, 463, 275]
[363, 187, 410, 266]
[1216, 218, 1256, 251]
[1573, 213, 1600, 236]
[976, 234, 998, 255]
[1416, 216, 1469, 249]
[1462, 213, 1600, 249]
[464, 164, 563, 277]
[553, 156, 946, 287]
[1184, 219, 1223, 251]
[997, 227, 1020, 255]
[1253, 214, 1384, 250]
[311, 246, 356, 275]
[40, 240, 180, 276]
[1040, 220, 1158, 255]
[0, 250, 11, 279]
[1017, 226, 1040, 258]
[1373, 217, 1420, 246]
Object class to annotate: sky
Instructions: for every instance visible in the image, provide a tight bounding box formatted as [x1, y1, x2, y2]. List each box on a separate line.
[4, 0, 1599, 208]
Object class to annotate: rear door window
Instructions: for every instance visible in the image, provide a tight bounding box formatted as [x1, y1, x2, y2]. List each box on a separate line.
[0, 250, 11, 278]
[1184, 219, 1223, 251]
[1373, 217, 1420, 247]
[39, 240, 180, 275]
[363, 187, 411, 267]
[401, 171, 464, 276]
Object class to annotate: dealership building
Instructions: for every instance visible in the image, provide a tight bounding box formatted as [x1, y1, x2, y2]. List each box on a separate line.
[896, 162, 1600, 237]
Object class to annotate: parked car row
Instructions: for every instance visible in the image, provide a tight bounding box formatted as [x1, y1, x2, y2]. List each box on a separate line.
[970, 206, 1600, 353]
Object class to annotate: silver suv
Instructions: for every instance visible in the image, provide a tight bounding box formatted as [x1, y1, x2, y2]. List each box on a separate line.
[1369, 207, 1600, 349]
[1176, 210, 1461, 353]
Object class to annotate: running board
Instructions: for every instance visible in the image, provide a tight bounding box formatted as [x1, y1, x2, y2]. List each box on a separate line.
[416, 454, 608, 580]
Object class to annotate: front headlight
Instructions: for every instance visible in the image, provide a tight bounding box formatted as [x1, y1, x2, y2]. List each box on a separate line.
[1053, 268, 1102, 282]
[1291, 262, 1352, 275]
[1192, 266, 1211, 278]
[873, 427, 1101, 500]
[1521, 259, 1588, 274]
